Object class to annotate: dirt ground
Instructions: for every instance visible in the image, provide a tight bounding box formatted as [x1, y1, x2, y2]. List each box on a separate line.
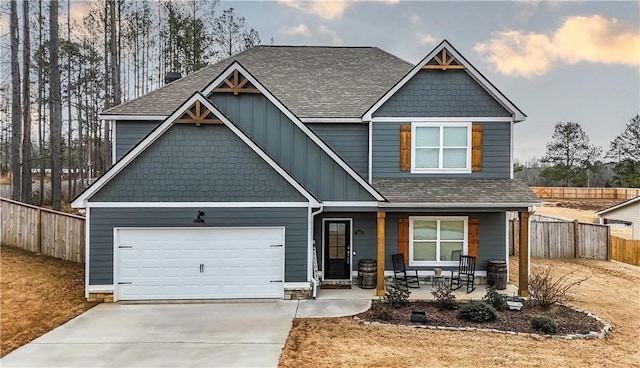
[0, 245, 95, 357]
[280, 258, 640, 368]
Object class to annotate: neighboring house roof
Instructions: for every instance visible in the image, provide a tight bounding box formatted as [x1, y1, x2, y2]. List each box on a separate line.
[102, 46, 413, 119]
[72, 92, 322, 208]
[595, 196, 640, 216]
[373, 178, 541, 208]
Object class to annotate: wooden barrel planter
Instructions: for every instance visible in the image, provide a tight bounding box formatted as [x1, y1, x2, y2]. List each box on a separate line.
[357, 259, 377, 289]
[487, 260, 508, 290]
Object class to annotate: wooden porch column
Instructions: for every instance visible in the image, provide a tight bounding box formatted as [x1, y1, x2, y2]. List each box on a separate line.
[518, 210, 530, 297]
[376, 210, 386, 297]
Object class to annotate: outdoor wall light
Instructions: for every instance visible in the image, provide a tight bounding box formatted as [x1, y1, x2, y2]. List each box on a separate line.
[193, 211, 205, 223]
[355, 229, 364, 235]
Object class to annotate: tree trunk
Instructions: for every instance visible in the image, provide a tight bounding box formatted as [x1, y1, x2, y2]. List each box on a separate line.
[38, 0, 44, 205]
[22, 0, 33, 203]
[10, 0, 22, 201]
[67, 0, 73, 200]
[49, 0, 62, 210]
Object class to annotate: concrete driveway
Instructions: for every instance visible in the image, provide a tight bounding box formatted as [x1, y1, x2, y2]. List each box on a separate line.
[1, 301, 299, 368]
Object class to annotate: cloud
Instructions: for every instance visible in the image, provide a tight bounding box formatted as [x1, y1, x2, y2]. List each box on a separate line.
[409, 14, 421, 24]
[279, 24, 342, 45]
[474, 15, 640, 77]
[279, 0, 352, 20]
[279, 0, 398, 20]
[280, 24, 311, 37]
[317, 25, 342, 45]
[417, 33, 436, 45]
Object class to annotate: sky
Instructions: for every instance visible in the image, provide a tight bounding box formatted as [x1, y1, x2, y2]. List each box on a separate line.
[1, 0, 639, 162]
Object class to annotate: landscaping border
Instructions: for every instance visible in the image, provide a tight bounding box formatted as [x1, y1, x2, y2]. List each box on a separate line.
[354, 302, 612, 340]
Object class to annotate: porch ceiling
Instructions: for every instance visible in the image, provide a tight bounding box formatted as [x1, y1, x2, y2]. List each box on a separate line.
[373, 178, 542, 208]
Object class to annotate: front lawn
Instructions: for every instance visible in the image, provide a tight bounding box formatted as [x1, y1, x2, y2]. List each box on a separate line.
[0, 245, 95, 357]
[280, 258, 640, 367]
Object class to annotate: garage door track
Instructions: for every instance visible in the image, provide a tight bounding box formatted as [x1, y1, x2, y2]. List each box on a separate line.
[1, 301, 298, 368]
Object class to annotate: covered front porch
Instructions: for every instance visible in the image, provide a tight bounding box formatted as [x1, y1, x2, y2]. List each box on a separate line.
[369, 178, 541, 298]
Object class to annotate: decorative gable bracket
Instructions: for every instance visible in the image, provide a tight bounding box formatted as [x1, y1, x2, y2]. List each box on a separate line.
[175, 100, 222, 127]
[422, 48, 465, 71]
[211, 70, 261, 95]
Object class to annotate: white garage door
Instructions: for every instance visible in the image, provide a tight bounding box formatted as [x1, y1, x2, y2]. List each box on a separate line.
[115, 227, 284, 300]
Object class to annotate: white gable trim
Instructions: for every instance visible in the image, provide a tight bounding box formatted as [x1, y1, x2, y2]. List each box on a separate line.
[595, 196, 640, 216]
[362, 40, 525, 122]
[72, 93, 321, 208]
[202, 62, 386, 201]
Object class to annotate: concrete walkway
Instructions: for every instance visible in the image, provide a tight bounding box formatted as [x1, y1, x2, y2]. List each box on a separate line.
[1, 299, 371, 368]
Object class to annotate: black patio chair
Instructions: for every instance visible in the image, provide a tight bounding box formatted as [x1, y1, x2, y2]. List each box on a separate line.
[450, 255, 476, 293]
[391, 253, 420, 289]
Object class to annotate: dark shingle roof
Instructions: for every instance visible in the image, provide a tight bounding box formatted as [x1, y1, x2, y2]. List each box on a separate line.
[103, 46, 413, 118]
[373, 178, 541, 207]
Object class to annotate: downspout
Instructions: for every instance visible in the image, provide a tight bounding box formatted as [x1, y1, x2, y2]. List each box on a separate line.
[310, 204, 324, 299]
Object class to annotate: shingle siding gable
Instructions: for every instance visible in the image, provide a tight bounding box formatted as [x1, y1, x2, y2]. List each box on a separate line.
[92, 124, 306, 202]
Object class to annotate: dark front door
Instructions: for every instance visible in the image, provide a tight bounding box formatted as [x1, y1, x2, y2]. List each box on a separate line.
[324, 220, 351, 279]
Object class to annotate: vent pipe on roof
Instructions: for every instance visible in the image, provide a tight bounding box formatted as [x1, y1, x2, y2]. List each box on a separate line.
[164, 72, 182, 84]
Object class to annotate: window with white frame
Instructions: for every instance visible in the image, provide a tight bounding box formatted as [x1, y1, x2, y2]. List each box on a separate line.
[412, 122, 471, 173]
[409, 216, 467, 266]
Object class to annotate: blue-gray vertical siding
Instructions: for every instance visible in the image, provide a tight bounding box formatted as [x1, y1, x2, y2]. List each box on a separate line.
[89, 207, 309, 285]
[92, 124, 306, 202]
[372, 121, 511, 178]
[308, 124, 368, 178]
[115, 120, 161, 160]
[313, 211, 506, 272]
[373, 70, 511, 117]
[210, 94, 376, 201]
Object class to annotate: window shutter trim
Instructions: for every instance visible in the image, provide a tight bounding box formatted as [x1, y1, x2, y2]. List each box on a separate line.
[468, 218, 480, 258]
[398, 218, 409, 264]
[472, 124, 483, 172]
[400, 125, 411, 172]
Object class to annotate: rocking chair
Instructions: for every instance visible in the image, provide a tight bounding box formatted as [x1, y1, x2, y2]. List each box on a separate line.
[392, 253, 420, 289]
[450, 255, 476, 293]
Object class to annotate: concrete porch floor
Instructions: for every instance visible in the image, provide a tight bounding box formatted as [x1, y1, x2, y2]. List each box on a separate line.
[317, 282, 519, 301]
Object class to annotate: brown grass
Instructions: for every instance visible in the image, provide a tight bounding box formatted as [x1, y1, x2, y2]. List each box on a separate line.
[280, 258, 640, 368]
[0, 245, 95, 357]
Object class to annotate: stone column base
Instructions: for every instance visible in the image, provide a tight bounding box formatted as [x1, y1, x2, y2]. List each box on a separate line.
[87, 292, 114, 303]
[284, 288, 311, 300]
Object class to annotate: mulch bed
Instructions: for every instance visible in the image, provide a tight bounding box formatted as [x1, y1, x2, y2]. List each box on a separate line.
[358, 300, 604, 335]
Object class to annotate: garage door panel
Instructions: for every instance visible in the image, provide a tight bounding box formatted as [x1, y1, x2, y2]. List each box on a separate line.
[116, 228, 285, 300]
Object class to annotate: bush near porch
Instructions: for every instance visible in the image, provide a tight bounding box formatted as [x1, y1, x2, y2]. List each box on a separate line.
[279, 258, 640, 368]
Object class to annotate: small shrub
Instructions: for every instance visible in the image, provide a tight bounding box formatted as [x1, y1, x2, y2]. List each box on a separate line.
[371, 299, 393, 320]
[483, 286, 507, 311]
[529, 266, 590, 309]
[431, 284, 458, 310]
[531, 315, 557, 334]
[384, 285, 410, 308]
[457, 302, 497, 323]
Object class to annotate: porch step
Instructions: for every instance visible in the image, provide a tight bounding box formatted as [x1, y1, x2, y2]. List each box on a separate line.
[320, 280, 353, 289]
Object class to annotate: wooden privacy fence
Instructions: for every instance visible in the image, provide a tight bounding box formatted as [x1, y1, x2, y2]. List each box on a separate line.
[509, 215, 609, 260]
[531, 187, 640, 200]
[0, 197, 85, 263]
[610, 235, 640, 266]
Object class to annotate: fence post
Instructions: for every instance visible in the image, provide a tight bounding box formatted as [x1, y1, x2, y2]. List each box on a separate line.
[36, 207, 42, 254]
[573, 220, 579, 258]
[606, 225, 611, 261]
